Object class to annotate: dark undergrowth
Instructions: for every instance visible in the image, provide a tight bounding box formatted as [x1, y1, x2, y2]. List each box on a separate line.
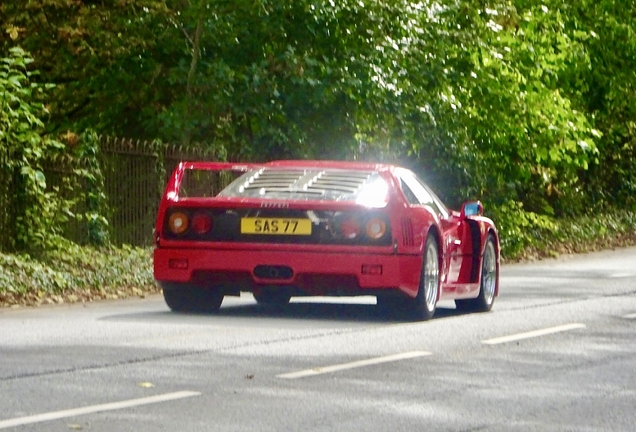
[0, 241, 157, 308]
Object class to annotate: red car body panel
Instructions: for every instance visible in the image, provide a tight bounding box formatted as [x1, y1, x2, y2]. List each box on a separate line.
[154, 248, 423, 296]
[153, 160, 499, 302]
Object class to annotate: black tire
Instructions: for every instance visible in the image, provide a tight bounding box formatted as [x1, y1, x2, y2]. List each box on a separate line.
[376, 235, 440, 321]
[455, 234, 498, 313]
[163, 285, 224, 313]
[253, 289, 291, 305]
[408, 234, 440, 321]
[375, 295, 402, 317]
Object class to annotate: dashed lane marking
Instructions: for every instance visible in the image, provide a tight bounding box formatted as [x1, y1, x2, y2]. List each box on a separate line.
[0, 391, 201, 429]
[482, 323, 586, 345]
[277, 351, 432, 379]
[608, 273, 633, 278]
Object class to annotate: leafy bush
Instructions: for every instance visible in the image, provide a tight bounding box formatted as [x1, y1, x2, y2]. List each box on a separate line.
[0, 242, 156, 307]
[1, 47, 110, 252]
[489, 201, 558, 259]
[493, 205, 636, 261]
[0, 47, 69, 251]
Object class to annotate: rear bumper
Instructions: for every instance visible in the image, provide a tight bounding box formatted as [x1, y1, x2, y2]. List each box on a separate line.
[154, 247, 422, 297]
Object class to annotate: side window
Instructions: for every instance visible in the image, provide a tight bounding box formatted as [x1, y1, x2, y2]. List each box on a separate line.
[401, 174, 434, 205]
[399, 171, 449, 218]
[413, 175, 450, 219]
[400, 179, 420, 205]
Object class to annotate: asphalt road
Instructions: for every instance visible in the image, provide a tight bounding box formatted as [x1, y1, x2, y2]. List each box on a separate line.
[1, 247, 635, 432]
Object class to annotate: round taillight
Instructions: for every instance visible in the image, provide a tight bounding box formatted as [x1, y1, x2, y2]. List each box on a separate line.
[339, 218, 361, 239]
[365, 218, 387, 240]
[192, 213, 213, 234]
[168, 212, 189, 234]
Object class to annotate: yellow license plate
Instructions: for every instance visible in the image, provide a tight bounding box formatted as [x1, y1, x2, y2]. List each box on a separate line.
[241, 218, 312, 235]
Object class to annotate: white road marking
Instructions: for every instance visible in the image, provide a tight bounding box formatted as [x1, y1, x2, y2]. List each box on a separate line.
[609, 273, 633, 278]
[482, 323, 586, 345]
[0, 391, 200, 429]
[277, 351, 432, 379]
[623, 313, 636, 319]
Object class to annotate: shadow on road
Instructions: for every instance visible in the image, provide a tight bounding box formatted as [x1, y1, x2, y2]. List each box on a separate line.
[100, 300, 463, 325]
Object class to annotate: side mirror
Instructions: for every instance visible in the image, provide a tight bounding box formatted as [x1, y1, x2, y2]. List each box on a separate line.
[461, 201, 483, 218]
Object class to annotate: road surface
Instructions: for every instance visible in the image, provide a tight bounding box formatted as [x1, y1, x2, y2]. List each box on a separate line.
[1, 247, 635, 431]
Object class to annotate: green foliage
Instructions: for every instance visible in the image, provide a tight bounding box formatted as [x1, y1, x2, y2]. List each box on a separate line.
[2, 210, 634, 308]
[2, 0, 636, 260]
[0, 242, 156, 306]
[555, 0, 636, 209]
[0, 47, 69, 251]
[1, 0, 171, 134]
[149, 0, 388, 159]
[499, 207, 636, 261]
[0, 252, 71, 294]
[75, 130, 110, 246]
[374, 2, 599, 215]
[39, 242, 154, 290]
[0, 47, 112, 252]
[488, 201, 558, 259]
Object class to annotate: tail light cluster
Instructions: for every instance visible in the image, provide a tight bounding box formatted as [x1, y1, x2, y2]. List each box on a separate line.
[332, 213, 389, 243]
[167, 210, 214, 236]
[162, 207, 391, 245]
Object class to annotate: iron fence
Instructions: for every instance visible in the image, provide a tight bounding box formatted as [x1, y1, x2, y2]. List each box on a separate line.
[0, 137, 218, 251]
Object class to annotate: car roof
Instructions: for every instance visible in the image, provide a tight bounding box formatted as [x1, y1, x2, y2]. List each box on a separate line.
[179, 160, 399, 173]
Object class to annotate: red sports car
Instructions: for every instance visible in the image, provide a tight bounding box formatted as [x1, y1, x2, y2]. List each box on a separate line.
[153, 160, 500, 320]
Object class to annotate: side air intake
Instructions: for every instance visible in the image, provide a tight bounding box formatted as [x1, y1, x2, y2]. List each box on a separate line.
[401, 218, 415, 247]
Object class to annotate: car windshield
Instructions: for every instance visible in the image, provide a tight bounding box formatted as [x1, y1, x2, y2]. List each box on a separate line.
[216, 167, 389, 205]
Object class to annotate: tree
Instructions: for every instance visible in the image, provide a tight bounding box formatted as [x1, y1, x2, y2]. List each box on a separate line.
[0, 0, 172, 135]
[1, 0, 624, 218]
[555, 0, 636, 209]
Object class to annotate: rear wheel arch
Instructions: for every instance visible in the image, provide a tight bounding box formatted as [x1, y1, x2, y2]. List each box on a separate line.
[467, 222, 499, 284]
[487, 228, 500, 255]
[424, 225, 442, 261]
[455, 232, 498, 313]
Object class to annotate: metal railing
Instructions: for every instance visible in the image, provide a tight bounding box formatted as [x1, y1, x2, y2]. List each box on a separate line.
[0, 137, 218, 251]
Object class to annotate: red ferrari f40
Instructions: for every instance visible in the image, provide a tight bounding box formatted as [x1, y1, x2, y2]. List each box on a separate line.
[153, 160, 500, 320]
